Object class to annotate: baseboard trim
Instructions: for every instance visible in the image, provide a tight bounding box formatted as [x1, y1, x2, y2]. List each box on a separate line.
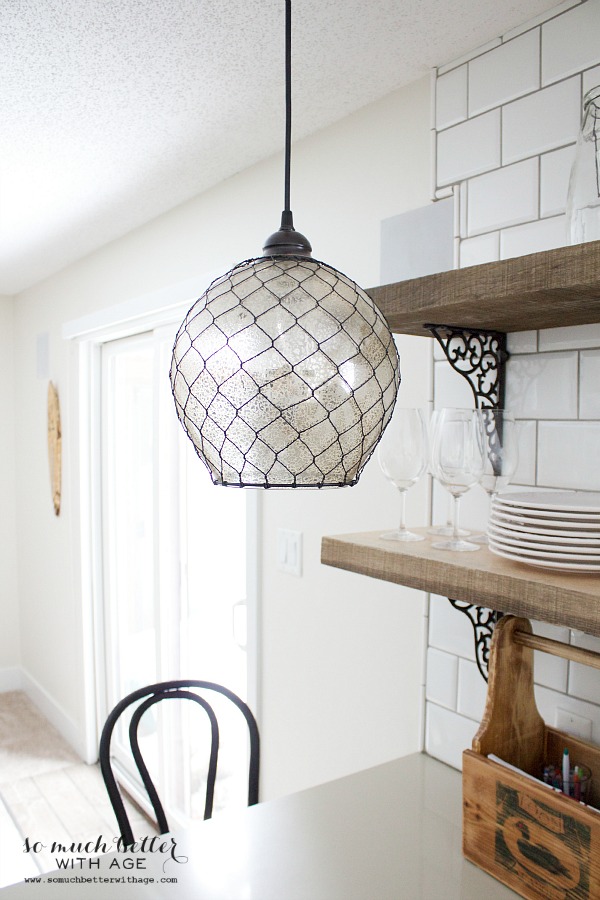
[20, 669, 90, 763]
[0, 667, 22, 692]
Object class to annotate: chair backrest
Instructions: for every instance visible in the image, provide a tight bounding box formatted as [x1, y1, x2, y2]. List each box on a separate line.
[99, 679, 260, 846]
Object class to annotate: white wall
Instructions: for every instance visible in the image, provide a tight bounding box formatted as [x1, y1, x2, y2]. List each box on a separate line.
[0, 295, 20, 686]
[426, 0, 600, 769]
[11, 77, 433, 796]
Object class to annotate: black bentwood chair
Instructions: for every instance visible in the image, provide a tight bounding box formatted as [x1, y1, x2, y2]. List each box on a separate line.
[99, 680, 260, 847]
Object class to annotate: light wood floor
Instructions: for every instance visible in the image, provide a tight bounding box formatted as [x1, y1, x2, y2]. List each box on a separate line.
[0, 692, 155, 886]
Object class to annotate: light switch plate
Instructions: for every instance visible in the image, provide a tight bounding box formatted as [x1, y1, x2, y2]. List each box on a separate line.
[276, 529, 302, 576]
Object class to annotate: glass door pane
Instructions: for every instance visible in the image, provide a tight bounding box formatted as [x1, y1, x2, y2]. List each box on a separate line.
[102, 333, 160, 782]
[100, 325, 250, 827]
[174, 439, 247, 819]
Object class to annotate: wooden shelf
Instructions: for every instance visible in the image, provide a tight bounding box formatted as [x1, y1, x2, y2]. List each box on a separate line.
[345, 243, 600, 635]
[368, 240, 600, 336]
[321, 529, 600, 637]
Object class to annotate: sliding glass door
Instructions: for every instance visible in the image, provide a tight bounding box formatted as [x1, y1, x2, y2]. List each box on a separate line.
[100, 325, 252, 826]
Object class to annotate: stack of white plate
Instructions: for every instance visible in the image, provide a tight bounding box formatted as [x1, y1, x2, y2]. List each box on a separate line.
[489, 491, 600, 573]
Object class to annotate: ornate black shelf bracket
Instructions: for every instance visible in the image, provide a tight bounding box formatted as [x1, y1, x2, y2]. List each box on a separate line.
[426, 324, 510, 680]
[448, 601, 503, 682]
[425, 324, 508, 409]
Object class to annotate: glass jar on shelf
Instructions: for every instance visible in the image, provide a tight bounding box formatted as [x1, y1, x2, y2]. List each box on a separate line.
[566, 86, 600, 244]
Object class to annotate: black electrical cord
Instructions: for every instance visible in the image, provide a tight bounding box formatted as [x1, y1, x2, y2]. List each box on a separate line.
[283, 0, 292, 218]
[261, 0, 312, 255]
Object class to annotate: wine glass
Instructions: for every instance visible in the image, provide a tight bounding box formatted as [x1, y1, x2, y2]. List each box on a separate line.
[472, 409, 519, 543]
[427, 409, 470, 538]
[430, 408, 485, 552]
[378, 408, 428, 541]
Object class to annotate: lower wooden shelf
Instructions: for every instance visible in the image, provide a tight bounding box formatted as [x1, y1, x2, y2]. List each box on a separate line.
[321, 528, 600, 637]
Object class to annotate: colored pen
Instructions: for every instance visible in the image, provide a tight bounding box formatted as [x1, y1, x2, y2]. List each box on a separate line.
[563, 748, 570, 795]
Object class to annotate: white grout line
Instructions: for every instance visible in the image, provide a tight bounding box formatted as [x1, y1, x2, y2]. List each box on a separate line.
[429, 67, 437, 130]
[437, 39, 502, 76]
[504, 0, 582, 42]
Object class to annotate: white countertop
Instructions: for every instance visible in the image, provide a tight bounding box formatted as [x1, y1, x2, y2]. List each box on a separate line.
[1, 753, 517, 899]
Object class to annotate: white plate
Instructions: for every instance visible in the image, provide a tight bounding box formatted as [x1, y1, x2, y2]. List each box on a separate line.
[488, 518, 600, 546]
[489, 536, 600, 562]
[490, 509, 600, 533]
[488, 528, 600, 558]
[488, 543, 600, 573]
[493, 501, 600, 522]
[496, 490, 600, 514]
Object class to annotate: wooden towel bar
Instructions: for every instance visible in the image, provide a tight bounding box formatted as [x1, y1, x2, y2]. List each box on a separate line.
[513, 628, 600, 670]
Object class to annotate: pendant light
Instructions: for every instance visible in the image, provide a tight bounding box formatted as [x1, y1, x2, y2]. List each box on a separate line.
[170, 0, 400, 488]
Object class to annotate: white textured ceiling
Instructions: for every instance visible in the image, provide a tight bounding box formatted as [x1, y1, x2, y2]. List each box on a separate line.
[2, 0, 558, 295]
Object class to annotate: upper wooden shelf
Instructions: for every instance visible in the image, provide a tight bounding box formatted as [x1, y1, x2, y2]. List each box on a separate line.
[367, 240, 600, 337]
[321, 529, 600, 637]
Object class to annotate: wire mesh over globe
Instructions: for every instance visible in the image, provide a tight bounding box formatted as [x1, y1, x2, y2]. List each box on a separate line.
[170, 256, 400, 487]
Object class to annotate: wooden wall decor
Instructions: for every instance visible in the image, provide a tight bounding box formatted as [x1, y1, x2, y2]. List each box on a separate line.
[47, 381, 61, 516]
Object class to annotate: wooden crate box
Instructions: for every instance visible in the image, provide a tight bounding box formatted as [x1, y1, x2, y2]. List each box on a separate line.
[463, 615, 600, 900]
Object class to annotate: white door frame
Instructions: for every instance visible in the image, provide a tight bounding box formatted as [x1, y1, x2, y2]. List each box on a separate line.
[64, 276, 261, 764]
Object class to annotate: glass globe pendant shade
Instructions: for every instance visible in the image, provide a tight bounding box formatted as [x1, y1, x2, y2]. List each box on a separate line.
[170, 255, 400, 487]
[170, 0, 400, 486]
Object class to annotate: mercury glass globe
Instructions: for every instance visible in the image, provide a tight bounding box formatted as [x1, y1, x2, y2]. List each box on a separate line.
[170, 255, 400, 487]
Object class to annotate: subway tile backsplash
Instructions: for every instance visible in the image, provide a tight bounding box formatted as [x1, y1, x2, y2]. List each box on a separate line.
[541, 0, 600, 85]
[434, 358, 475, 409]
[456, 658, 488, 722]
[569, 659, 600, 707]
[436, 110, 501, 185]
[583, 63, 600, 96]
[535, 683, 600, 746]
[467, 158, 538, 234]
[531, 621, 570, 692]
[506, 330, 537, 354]
[500, 214, 567, 259]
[502, 0, 581, 42]
[428, 594, 476, 661]
[540, 145, 576, 217]
[467, 30, 539, 117]
[435, 66, 468, 130]
[426, 647, 459, 709]
[501, 77, 580, 164]
[504, 351, 578, 419]
[427, 0, 600, 770]
[426, 703, 480, 770]
[580, 350, 600, 419]
[510, 419, 537, 486]
[459, 231, 499, 267]
[537, 421, 600, 490]
[538, 322, 600, 352]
